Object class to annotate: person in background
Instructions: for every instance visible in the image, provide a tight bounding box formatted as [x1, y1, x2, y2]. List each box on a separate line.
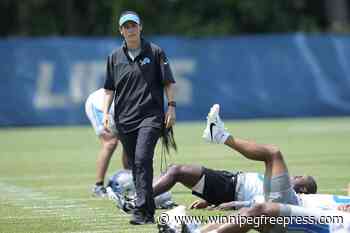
[85, 88, 129, 197]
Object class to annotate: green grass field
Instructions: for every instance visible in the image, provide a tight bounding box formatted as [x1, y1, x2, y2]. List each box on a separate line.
[1, 117, 350, 233]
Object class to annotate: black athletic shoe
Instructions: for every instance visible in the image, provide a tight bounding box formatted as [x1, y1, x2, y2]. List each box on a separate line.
[129, 210, 155, 225]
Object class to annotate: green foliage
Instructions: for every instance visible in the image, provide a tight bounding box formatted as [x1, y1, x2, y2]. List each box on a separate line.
[0, 0, 331, 36]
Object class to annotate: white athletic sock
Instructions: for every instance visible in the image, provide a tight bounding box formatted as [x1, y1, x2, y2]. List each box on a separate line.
[217, 130, 230, 144]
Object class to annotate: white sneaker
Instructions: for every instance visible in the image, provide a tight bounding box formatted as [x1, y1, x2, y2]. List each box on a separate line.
[202, 104, 230, 144]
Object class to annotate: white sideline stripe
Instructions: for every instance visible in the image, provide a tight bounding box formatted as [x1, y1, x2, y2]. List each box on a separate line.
[61, 231, 112, 233]
[60, 229, 155, 233]
[0, 215, 128, 221]
[22, 204, 88, 209]
[0, 174, 92, 181]
[37, 185, 90, 190]
[0, 182, 125, 231]
[61, 231, 111, 233]
[62, 230, 115, 233]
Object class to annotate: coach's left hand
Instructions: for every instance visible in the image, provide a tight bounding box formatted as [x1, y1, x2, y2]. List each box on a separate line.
[165, 106, 176, 129]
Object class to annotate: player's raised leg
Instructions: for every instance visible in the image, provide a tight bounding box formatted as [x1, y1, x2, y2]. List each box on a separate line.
[203, 104, 287, 177]
[203, 104, 293, 203]
[224, 136, 297, 205]
[225, 136, 288, 184]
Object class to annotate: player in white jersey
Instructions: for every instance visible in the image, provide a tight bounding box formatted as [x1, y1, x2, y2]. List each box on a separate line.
[297, 194, 350, 210]
[224, 194, 350, 211]
[85, 88, 129, 197]
[153, 105, 316, 211]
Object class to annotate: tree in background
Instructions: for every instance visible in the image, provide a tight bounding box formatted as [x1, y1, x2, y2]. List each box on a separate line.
[0, 0, 348, 37]
[324, 0, 349, 32]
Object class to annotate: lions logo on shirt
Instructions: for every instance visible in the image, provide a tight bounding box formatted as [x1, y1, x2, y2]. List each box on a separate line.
[140, 57, 151, 66]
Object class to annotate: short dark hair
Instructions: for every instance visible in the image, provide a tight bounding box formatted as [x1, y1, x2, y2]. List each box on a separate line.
[293, 176, 317, 194]
[305, 176, 317, 194]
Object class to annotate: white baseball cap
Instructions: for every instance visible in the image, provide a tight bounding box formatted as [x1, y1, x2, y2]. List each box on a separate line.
[119, 11, 140, 27]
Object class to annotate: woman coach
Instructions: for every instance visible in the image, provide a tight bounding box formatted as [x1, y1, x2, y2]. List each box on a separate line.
[103, 11, 176, 224]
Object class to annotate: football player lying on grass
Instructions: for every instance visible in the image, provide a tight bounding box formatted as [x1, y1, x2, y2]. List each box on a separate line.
[157, 104, 350, 233]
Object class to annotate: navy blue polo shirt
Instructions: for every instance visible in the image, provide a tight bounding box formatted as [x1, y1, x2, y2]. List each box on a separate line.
[104, 39, 175, 133]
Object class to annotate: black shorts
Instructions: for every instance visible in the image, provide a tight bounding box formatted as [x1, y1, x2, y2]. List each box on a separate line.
[192, 167, 240, 205]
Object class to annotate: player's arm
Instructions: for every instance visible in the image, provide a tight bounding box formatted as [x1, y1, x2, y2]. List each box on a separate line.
[209, 201, 254, 211]
[189, 199, 209, 209]
[189, 200, 247, 210]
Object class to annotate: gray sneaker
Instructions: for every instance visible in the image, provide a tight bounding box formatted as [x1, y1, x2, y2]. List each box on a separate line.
[92, 185, 107, 197]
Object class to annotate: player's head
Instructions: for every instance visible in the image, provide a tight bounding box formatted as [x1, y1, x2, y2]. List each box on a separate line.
[118, 11, 142, 43]
[291, 175, 317, 194]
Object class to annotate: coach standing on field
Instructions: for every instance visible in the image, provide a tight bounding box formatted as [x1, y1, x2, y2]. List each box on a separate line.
[103, 11, 176, 224]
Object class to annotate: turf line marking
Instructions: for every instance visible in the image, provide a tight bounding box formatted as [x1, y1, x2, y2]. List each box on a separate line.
[0, 182, 127, 231]
[0, 174, 92, 181]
